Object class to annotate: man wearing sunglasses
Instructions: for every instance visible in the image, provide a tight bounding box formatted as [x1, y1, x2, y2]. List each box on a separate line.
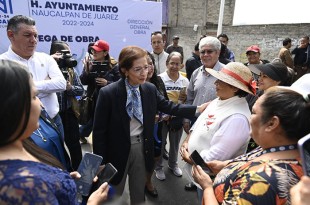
[183, 36, 224, 191]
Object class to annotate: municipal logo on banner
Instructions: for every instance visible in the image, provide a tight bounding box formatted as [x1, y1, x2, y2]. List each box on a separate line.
[0, 0, 13, 28]
[0, 0, 13, 14]
[0, 0, 162, 74]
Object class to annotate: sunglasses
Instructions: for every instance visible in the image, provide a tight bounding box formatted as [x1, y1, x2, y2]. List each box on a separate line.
[200, 49, 216, 55]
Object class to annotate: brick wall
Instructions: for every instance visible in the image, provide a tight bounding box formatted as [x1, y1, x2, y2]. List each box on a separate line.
[166, 0, 310, 64]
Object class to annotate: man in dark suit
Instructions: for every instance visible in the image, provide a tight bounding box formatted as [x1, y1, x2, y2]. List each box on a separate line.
[92, 46, 205, 204]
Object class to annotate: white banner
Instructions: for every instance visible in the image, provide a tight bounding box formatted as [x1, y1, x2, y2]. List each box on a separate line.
[233, 0, 310, 26]
[0, 0, 162, 73]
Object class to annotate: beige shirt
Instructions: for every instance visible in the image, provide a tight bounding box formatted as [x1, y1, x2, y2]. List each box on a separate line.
[278, 47, 294, 68]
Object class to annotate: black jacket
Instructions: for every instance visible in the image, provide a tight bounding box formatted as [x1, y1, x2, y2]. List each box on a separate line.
[92, 79, 196, 184]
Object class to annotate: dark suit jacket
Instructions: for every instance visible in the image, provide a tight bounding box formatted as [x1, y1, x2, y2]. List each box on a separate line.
[92, 78, 196, 184]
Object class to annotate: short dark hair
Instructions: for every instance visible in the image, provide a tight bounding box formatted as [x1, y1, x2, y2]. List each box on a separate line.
[7, 15, 35, 33]
[151, 31, 163, 37]
[118, 46, 147, 78]
[261, 88, 310, 141]
[235, 89, 248, 98]
[194, 42, 199, 51]
[220, 43, 227, 55]
[217, 33, 229, 41]
[146, 51, 160, 87]
[283, 38, 291, 46]
[50, 41, 70, 55]
[0, 60, 31, 147]
[87, 42, 95, 54]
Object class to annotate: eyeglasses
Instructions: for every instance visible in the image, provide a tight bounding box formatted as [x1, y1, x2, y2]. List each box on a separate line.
[200, 49, 216, 55]
[132, 66, 149, 74]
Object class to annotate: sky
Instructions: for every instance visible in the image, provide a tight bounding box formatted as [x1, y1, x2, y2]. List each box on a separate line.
[233, 0, 310, 25]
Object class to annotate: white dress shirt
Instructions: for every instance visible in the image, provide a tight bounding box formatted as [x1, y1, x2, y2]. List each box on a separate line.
[0, 46, 66, 118]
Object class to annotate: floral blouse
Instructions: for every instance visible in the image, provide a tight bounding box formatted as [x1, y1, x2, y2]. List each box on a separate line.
[0, 160, 78, 204]
[213, 147, 303, 205]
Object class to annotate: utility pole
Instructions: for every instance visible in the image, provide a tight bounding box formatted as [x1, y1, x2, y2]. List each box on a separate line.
[217, 0, 225, 36]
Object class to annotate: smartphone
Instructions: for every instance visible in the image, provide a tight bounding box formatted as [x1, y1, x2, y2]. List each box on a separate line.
[97, 163, 118, 185]
[75, 152, 103, 196]
[190, 150, 212, 173]
[298, 133, 310, 176]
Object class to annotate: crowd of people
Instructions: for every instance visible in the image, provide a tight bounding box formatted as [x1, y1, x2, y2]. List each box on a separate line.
[0, 14, 310, 205]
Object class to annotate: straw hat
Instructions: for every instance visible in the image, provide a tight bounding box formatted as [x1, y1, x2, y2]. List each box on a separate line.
[206, 62, 256, 95]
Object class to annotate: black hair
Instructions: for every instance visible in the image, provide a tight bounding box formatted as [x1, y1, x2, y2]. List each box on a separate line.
[7, 15, 35, 33]
[50, 41, 69, 55]
[151, 31, 163, 37]
[217, 33, 229, 41]
[220, 43, 227, 56]
[146, 51, 160, 87]
[235, 89, 248, 98]
[261, 88, 310, 141]
[87, 42, 95, 54]
[0, 60, 31, 147]
[146, 52, 169, 99]
[23, 139, 64, 170]
[283, 38, 292, 46]
[194, 42, 200, 51]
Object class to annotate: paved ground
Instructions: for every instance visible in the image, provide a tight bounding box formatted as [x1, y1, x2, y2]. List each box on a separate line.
[81, 132, 199, 205]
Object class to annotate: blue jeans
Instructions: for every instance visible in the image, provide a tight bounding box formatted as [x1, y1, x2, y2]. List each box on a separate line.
[197, 187, 203, 205]
[79, 118, 93, 138]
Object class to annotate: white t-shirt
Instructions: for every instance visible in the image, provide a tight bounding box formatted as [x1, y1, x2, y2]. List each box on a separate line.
[159, 71, 189, 104]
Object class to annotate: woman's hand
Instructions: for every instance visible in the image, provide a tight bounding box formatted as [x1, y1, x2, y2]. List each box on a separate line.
[95, 77, 108, 86]
[70, 171, 98, 183]
[291, 176, 310, 205]
[197, 102, 211, 113]
[183, 121, 190, 134]
[180, 140, 192, 164]
[192, 165, 213, 190]
[70, 171, 81, 179]
[180, 146, 192, 164]
[87, 182, 109, 205]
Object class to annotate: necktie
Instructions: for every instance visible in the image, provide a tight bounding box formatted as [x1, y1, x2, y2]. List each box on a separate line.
[131, 88, 143, 124]
[125, 80, 143, 124]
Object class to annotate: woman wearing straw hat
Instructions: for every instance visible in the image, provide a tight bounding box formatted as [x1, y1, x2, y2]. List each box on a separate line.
[180, 62, 256, 204]
[193, 86, 310, 205]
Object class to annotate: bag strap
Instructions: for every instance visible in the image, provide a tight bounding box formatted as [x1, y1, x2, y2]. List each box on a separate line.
[40, 109, 61, 136]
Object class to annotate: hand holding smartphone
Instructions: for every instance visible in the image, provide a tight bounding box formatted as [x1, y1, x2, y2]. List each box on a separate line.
[97, 163, 118, 186]
[190, 150, 212, 174]
[298, 133, 310, 176]
[75, 152, 103, 196]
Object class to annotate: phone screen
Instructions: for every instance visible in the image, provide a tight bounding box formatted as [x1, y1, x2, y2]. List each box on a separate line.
[97, 163, 118, 185]
[75, 153, 103, 196]
[190, 150, 212, 173]
[298, 134, 310, 176]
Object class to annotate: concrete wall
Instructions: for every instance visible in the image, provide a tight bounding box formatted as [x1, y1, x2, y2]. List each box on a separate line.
[166, 0, 310, 64]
